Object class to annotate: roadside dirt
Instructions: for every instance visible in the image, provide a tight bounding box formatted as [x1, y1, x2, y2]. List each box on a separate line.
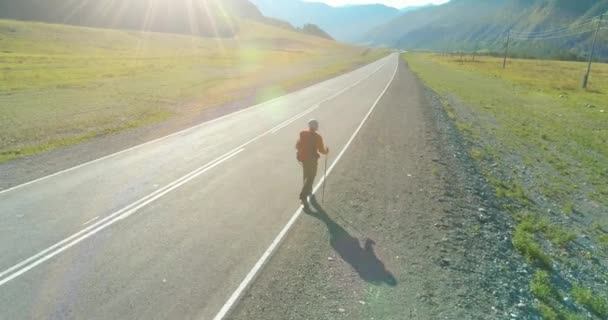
[228, 59, 531, 319]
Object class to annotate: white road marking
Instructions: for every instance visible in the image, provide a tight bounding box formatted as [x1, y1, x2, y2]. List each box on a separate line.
[0, 56, 391, 287]
[269, 62, 387, 135]
[212, 54, 400, 320]
[269, 105, 320, 133]
[0, 57, 386, 287]
[0, 148, 244, 286]
[82, 216, 99, 226]
[0, 57, 389, 196]
[271, 105, 320, 134]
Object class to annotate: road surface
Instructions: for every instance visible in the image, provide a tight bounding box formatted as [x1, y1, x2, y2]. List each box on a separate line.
[0, 53, 398, 320]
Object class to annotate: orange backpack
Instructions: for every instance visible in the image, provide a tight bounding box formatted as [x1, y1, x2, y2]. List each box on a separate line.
[296, 130, 316, 162]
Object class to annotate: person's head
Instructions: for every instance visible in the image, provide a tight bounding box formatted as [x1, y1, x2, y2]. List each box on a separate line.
[308, 119, 319, 132]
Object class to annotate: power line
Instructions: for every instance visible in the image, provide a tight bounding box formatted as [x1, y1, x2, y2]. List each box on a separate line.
[499, 12, 606, 90]
[503, 31, 510, 69]
[510, 24, 598, 38]
[510, 14, 604, 35]
[510, 17, 603, 36]
[510, 28, 597, 41]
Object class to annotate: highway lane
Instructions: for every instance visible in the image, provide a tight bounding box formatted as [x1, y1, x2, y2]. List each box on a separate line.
[0, 53, 399, 319]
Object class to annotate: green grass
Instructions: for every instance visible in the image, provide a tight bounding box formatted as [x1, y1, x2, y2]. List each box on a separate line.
[513, 217, 553, 269]
[572, 286, 608, 318]
[531, 271, 587, 320]
[405, 53, 608, 207]
[405, 51, 607, 246]
[531, 270, 559, 302]
[545, 226, 576, 248]
[537, 302, 560, 320]
[404, 52, 608, 319]
[490, 177, 530, 206]
[517, 214, 576, 249]
[0, 19, 387, 162]
[599, 235, 608, 249]
[0, 110, 172, 163]
[516, 213, 577, 249]
[562, 202, 575, 215]
[536, 302, 585, 320]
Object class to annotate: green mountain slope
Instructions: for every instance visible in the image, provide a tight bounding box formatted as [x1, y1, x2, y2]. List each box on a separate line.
[0, 0, 261, 37]
[0, 0, 336, 41]
[2, 0, 321, 38]
[299, 24, 334, 40]
[364, 0, 608, 60]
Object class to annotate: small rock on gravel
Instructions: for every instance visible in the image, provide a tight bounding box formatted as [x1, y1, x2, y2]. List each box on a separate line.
[440, 258, 451, 267]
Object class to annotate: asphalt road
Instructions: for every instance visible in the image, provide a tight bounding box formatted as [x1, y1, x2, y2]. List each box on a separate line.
[0, 53, 398, 320]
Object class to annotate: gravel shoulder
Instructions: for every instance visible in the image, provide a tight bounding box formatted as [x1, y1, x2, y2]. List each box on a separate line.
[228, 58, 530, 319]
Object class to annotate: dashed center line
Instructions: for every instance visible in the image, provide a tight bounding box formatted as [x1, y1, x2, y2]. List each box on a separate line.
[271, 105, 320, 134]
[82, 216, 99, 226]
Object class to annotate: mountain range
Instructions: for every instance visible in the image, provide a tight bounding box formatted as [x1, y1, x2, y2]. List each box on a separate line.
[363, 0, 608, 60]
[0, 0, 263, 37]
[0, 0, 332, 40]
[1, 0, 606, 60]
[251, 0, 404, 43]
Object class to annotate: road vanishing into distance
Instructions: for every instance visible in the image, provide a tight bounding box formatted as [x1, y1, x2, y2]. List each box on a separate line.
[0, 53, 399, 320]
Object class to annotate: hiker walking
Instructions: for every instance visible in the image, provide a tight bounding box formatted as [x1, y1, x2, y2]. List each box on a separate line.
[296, 119, 329, 206]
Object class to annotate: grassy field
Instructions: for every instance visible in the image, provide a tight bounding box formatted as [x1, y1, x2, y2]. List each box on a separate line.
[405, 53, 608, 319]
[0, 19, 387, 162]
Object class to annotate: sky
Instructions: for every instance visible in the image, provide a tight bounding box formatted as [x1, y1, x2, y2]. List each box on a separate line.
[303, 0, 450, 9]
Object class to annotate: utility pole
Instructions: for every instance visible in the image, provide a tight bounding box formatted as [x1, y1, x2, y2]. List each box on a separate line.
[583, 14, 603, 89]
[503, 31, 511, 69]
[472, 42, 479, 62]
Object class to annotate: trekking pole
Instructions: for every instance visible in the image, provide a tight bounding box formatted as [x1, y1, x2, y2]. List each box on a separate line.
[322, 154, 328, 202]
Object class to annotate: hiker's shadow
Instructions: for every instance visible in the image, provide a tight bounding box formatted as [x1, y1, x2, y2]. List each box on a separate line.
[304, 197, 397, 287]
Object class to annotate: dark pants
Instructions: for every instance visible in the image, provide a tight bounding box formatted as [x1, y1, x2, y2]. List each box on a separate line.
[300, 160, 318, 201]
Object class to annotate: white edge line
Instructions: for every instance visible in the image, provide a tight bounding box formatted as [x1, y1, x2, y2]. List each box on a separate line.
[0, 149, 245, 287]
[212, 54, 400, 320]
[0, 57, 391, 285]
[82, 216, 99, 226]
[0, 56, 390, 196]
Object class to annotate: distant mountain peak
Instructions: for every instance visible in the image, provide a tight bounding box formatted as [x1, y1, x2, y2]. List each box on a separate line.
[251, 0, 408, 43]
